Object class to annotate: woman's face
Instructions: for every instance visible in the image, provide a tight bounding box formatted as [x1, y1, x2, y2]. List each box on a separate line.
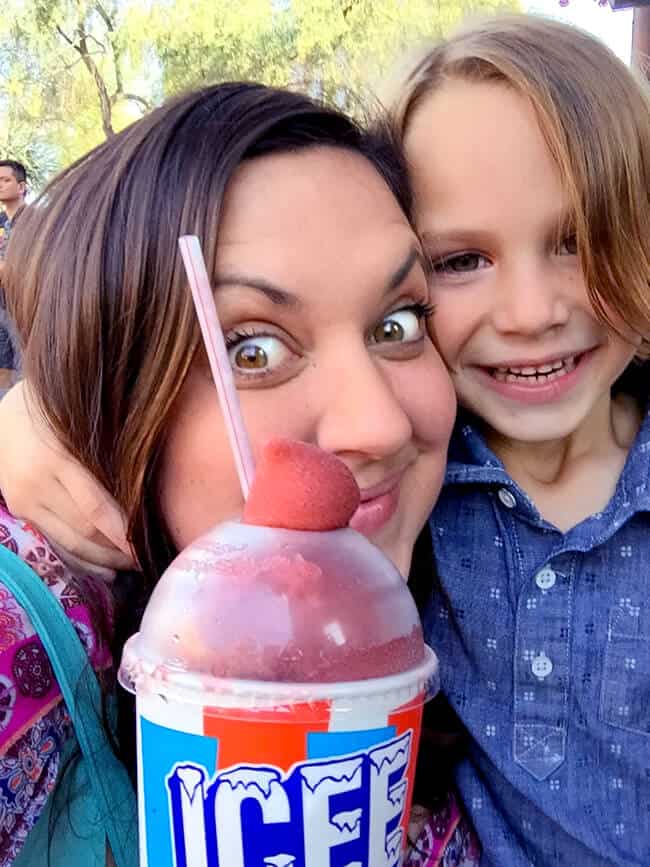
[158, 147, 456, 574]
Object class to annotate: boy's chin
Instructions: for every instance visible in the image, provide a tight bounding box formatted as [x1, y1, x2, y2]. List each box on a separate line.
[465, 399, 588, 448]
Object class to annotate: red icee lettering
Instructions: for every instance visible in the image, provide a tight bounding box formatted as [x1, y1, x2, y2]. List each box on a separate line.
[166, 730, 413, 867]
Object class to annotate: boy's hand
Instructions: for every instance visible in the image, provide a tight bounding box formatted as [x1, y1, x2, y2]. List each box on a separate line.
[0, 381, 135, 574]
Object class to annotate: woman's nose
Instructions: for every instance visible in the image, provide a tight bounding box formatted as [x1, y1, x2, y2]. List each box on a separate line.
[315, 350, 413, 461]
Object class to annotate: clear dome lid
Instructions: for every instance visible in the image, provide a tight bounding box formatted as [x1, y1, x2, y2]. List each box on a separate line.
[120, 521, 426, 690]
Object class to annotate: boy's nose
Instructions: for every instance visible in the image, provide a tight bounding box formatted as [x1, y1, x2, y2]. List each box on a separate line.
[492, 264, 570, 337]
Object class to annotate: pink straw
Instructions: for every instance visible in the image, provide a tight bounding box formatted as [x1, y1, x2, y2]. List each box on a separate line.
[179, 235, 255, 499]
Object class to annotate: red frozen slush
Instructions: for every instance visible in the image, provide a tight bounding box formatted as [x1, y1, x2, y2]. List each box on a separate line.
[122, 440, 425, 687]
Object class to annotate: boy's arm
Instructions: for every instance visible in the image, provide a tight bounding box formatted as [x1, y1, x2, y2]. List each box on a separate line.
[0, 381, 134, 572]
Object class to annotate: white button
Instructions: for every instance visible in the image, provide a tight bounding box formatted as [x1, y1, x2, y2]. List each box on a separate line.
[498, 488, 517, 509]
[535, 567, 556, 591]
[532, 654, 553, 679]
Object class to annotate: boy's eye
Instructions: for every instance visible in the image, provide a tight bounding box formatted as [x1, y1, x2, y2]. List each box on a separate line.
[370, 306, 429, 345]
[558, 234, 578, 256]
[432, 252, 488, 275]
[226, 333, 293, 376]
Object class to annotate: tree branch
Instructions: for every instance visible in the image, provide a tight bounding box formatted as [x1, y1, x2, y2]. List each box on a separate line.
[75, 25, 115, 137]
[340, 0, 361, 18]
[93, 2, 123, 99]
[85, 32, 107, 52]
[94, 0, 115, 33]
[62, 56, 84, 72]
[113, 92, 151, 111]
[56, 25, 75, 47]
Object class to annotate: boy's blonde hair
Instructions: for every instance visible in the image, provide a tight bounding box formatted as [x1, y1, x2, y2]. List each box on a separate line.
[392, 14, 650, 351]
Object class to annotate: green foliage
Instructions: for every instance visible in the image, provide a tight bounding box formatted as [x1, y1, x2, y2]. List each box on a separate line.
[126, 0, 299, 94]
[0, 0, 519, 190]
[290, 0, 519, 107]
[0, 19, 59, 189]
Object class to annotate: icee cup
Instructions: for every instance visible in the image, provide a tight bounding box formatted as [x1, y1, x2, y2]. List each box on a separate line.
[119, 520, 439, 867]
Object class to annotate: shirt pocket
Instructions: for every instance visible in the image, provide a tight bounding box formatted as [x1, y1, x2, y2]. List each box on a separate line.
[600, 604, 650, 736]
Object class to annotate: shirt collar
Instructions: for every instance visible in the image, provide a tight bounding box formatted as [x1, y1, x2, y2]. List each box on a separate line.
[445, 410, 511, 487]
[0, 205, 24, 228]
[445, 406, 650, 518]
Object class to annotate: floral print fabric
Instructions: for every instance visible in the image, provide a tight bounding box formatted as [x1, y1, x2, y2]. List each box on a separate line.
[0, 499, 109, 865]
[406, 792, 481, 867]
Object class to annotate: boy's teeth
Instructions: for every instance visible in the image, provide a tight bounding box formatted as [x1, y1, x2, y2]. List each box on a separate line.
[492, 355, 577, 382]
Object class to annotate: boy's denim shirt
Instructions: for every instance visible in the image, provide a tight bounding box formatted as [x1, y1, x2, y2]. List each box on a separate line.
[425, 411, 650, 866]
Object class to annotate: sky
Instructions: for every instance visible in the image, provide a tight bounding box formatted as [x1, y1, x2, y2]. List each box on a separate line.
[523, 0, 633, 62]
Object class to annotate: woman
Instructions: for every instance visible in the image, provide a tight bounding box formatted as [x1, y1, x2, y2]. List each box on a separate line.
[0, 82, 459, 863]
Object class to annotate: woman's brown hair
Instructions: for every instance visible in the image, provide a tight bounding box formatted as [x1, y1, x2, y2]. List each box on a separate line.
[391, 13, 650, 355]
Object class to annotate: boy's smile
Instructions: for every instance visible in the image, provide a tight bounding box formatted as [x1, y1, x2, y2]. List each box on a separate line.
[405, 79, 640, 449]
[472, 347, 600, 406]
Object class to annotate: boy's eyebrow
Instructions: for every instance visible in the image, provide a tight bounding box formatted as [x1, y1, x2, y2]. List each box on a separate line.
[386, 247, 428, 292]
[421, 208, 576, 250]
[213, 273, 301, 306]
[420, 228, 490, 249]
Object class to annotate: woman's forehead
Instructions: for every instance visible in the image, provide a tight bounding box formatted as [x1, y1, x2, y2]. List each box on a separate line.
[215, 148, 418, 300]
[220, 146, 409, 238]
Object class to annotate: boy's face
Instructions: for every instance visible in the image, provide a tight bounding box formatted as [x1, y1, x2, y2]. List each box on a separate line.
[0, 167, 25, 205]
[404, 79, 639, 447]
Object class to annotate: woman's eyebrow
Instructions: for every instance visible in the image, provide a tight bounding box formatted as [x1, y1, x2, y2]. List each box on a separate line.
[386, 247, 428, 293]
[214, 248, 425, 303]
[213, 273, 301, 306]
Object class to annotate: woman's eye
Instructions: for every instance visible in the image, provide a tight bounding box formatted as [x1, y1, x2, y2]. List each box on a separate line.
[432, 252, 488, 276]
[226, 333, 293, 376]
[558, 234, 578, 256]
[371, 307, 427, 345]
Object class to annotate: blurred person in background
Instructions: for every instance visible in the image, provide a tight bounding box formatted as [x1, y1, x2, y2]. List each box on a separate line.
[0, 160, 26, 389]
